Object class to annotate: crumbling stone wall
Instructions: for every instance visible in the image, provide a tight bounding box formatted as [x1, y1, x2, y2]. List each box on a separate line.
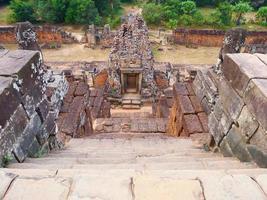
[86, 24, 115, 49]
[0, 25, 78, 48]
[56, 72, 110, 140]
[0, 49, 68, 166]
[172, 29, 267, 47]
[193, 53, 267, 167]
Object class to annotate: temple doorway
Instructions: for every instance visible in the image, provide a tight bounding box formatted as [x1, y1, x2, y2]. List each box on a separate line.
[121, 70, 142, 95]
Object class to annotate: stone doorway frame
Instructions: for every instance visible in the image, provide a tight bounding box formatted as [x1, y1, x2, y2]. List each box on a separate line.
[120, 68, 143, 94]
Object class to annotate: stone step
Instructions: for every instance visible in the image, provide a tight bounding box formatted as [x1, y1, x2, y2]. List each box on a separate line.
[122, 104, 141, 109]
[47, 151, 223, 159]
[22, 155, 240, 166]
[8, 160, 257, 170]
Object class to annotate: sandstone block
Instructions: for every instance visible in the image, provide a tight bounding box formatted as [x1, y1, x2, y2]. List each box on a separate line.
[177, 95, 195, 114]
[237, 106, 259, 140]
[0, 105, 28, 159]
[21, 83, 43, 117]
[219, 138, 234, 157]
[186, 82, 195, 96]
[173, 82, 189, 97]
[244, 79, 267, 131]
[208, 113, 223, 145]
[217, 77, 244, 121]
[201, 97, 211, 114]
[12, 113, 42, 162]
[249, 126, 267, 153]
[226, 126, 252, 162]
[222, 53, 267, 96]
[0, 50, 41, 95]
[183, 114, 203, 135]
[37, 112, 57, 145]
[197, 112, 208, 133]
[0, 77, 21, 128]
[247, 145, 267, 168]
[189, 96, 203, 113]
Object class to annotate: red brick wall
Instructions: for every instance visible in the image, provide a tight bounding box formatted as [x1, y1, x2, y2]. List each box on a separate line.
[172, 29, 267, 47]
[0, 26, 62, 44]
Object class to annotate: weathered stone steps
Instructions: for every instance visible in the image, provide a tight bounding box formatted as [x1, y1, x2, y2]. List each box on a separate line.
[1, 169, 267, 200]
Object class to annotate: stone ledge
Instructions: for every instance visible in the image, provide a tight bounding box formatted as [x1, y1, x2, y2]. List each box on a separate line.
[222, 53, 267, 97]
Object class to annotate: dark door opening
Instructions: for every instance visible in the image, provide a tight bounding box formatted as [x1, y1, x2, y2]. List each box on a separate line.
[126, 74, 138, 93]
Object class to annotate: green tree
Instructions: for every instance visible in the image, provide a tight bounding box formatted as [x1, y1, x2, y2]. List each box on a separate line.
[9, 0, 36, 22]
[257, 6, 267, 24]
[142, 3, 163, 25]
[37, 0, 68, 23]
[162, 0, 182, 21]
[181, 1, 197, 15]
[65, 0, 101, 25]
[233, 1, 252, 25]
[211, 2, 233, 26]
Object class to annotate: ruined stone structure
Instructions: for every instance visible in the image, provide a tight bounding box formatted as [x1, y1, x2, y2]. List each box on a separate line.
[1, 14, 267, 199]
[193, 53, 267, 167]
[0, 49, 68, 165]
[172, 28, 267, 48]
[166, 82, 208, 137]
[0, 25, 78, 48]
[107, 14, 158, 103]
[16, 22, 42, 52]
[86, 24, 115, 48]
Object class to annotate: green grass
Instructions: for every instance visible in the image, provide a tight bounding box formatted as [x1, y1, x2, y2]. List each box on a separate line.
[0, 5, 11, 25]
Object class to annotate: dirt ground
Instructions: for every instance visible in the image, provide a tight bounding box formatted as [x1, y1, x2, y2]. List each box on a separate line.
[3, 43, 220, 64]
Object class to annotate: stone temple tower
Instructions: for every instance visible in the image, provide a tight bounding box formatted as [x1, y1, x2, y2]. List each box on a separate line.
[107, 14, 158, 101]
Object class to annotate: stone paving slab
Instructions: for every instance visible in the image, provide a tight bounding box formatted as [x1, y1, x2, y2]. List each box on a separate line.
[69, 175, 133, 200]
[0, 171, 17, 199]
[4, 177, 71, 200]
[134, 176, 204, 200]
[1, 169, 267, 199]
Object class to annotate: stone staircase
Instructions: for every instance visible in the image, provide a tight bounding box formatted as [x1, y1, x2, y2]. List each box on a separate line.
[8, 134, 257, 170]
[2, 131, 267, 199]
[122, 94, 142, 109]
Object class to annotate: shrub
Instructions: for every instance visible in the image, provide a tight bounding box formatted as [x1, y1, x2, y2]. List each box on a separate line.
[142, 3, 163, 25]
[9, 0, 36, 22]
[256, 6, 267, 25]
[233, 1, 253, 25]
[65, 0, 101, 25]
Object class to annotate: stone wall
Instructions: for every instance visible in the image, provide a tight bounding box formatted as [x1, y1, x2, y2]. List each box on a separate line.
[172, 29, 267, 47]
[193, 53, 267, 167]
[0, 49, 68, 166]
[166, 82, 208, 137]
[0, 25, 78, 48]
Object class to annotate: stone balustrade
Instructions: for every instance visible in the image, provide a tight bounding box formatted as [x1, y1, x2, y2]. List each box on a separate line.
[0, 49, 68, 166]
[193, 53, 267, 167]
